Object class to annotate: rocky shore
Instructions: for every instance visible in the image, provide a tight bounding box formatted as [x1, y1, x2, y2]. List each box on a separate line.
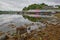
[3, 22, 59, 40]
[0, 14, 60, 40]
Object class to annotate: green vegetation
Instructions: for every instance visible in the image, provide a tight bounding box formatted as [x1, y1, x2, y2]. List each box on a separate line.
[23, 15, 48, 22]
[58, 6, 60, 8]
[54, 13, 60, 18]
[23, 3, 60, 11]
[0, 11, 19, 14]
[23, 3, 48, 11]
[23, 15, 41, 22]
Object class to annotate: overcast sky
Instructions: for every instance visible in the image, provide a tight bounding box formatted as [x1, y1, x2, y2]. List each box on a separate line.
[0, 0, 60, 11]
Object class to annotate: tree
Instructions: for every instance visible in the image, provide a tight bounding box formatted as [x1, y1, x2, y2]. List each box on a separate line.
[40, 3, 48, 6]
[22, 3, 48, 11]
[23, 7, 28, 11]
[58, 6, 60, 8]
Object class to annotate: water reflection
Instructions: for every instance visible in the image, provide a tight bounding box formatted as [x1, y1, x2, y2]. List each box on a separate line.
[0, 14, 31, 33]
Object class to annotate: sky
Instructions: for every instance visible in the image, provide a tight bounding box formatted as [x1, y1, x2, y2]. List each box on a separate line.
[0, 0, 60, 11]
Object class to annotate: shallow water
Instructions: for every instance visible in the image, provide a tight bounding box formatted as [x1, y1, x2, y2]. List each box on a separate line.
[0, 14, 31, 33]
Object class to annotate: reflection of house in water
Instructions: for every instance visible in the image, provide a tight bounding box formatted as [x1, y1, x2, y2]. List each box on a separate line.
[16, 26, 27, 40]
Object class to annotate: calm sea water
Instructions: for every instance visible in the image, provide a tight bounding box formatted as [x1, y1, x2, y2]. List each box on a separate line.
[0, 14, 31, 33]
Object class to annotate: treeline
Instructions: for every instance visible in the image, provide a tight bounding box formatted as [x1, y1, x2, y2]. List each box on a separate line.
[23, 3, 60, 11]
[0, 11, 18, 14]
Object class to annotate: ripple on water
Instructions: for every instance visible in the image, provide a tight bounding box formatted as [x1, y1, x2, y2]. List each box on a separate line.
[0, 14, 31, 33]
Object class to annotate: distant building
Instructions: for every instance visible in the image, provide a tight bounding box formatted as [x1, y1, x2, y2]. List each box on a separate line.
[43, 6, 54, 9]
[18, 9, 60, 16]
[25, 10, 56, 15]
[54, 5, 59, 8]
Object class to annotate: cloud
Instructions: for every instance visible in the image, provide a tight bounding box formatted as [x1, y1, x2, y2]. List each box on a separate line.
[0, 0, 60, 11]
[45, 0, 60, 5]
[0, 0, 46, 11]
[0, 1, 21, 11]
[46, 0, 60, 3]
